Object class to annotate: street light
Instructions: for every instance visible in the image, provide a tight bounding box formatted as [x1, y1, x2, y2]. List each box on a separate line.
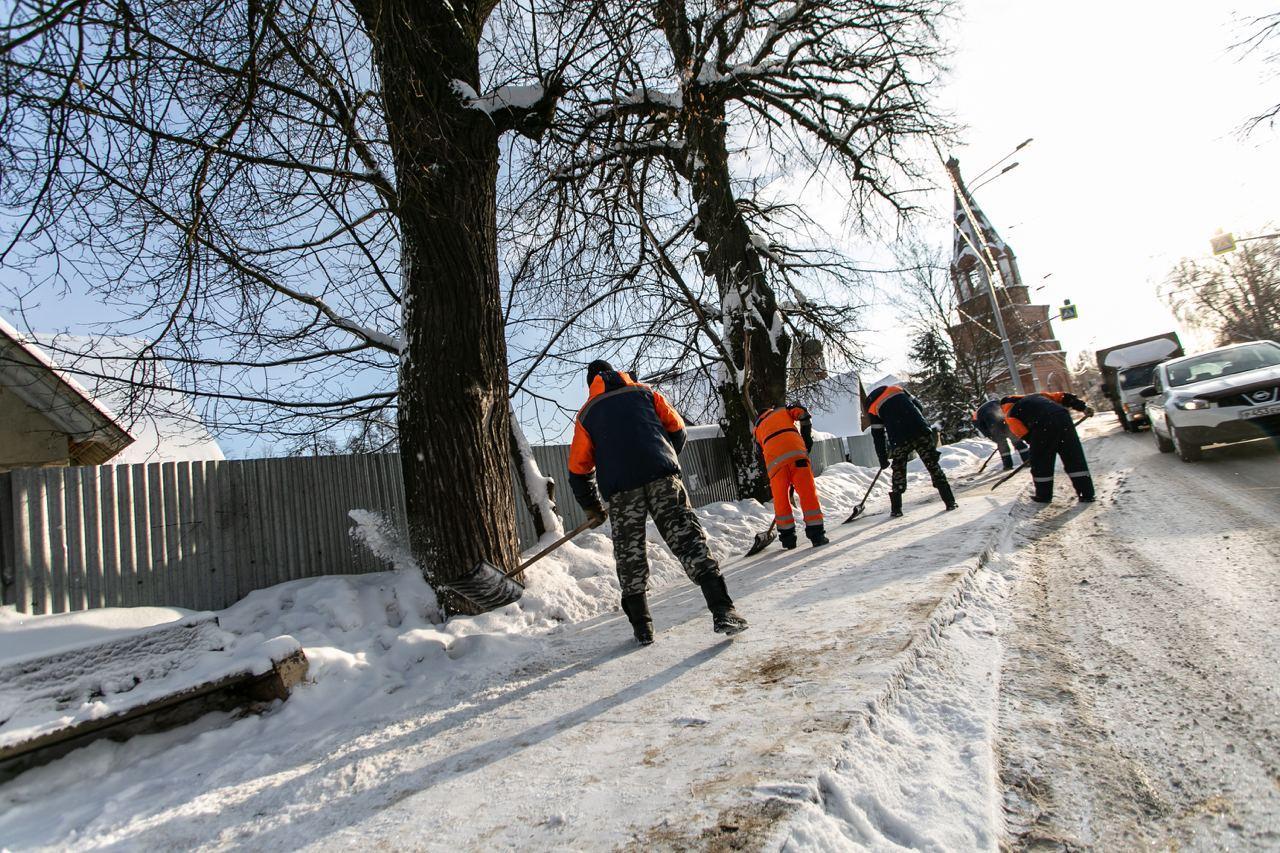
[971, 161, 1020, 193]
[962, 137, 1034, 183]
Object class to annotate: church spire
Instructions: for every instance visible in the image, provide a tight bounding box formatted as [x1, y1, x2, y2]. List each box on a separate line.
[947, 157, 1021, 302]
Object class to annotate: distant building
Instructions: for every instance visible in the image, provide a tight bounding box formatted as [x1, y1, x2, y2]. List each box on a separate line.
[946, 158, 1071, 395]
[1, 316, 134, 471]
[0, 316, 223, 471]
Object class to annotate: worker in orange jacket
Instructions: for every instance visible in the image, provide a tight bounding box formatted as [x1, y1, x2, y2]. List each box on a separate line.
[753, 402, 828, 548]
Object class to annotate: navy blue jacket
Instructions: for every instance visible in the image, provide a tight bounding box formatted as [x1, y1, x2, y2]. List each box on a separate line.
[866, 385, 933, 464]
[1000, 392, 1087, 440]
[568, 371, 687, 506]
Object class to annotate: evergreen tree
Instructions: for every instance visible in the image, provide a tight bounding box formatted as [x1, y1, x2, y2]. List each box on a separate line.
[908, 329, 972, 444]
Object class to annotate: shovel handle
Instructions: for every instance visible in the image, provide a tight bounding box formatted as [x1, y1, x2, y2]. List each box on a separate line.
[976, 447, 997, 475]
[857, 466, 885, 511]
[504, 517, 599, 579]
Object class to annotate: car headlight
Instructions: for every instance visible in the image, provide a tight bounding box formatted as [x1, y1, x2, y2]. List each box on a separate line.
[1174, 398, 1211, 410]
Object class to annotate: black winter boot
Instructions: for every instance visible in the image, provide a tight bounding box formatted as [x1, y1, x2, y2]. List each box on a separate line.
[806, 524, 829, 547]
[779, 528, 798, 550]
[937, 481, 957, 511]
[890, 491, 903, 518]
[620, 594, 654, 645]
[1032, 481, 1053, 503]
[699, 574, 749, 635]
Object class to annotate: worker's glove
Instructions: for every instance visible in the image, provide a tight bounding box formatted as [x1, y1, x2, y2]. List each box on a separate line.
[585, 506, 608, 528]
[1084, 406, 1095, 417]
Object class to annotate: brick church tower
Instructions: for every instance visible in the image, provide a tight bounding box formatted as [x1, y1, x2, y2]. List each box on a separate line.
[946, 158, 1071, 396]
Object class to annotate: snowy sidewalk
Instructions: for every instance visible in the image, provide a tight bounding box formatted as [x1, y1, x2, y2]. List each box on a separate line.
[0, 447, 1023, 850]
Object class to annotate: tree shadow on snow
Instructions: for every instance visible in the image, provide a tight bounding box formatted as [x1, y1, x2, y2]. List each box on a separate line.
[203, 641, 732, 850]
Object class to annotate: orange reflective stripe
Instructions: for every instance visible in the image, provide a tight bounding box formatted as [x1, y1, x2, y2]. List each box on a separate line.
[651, 386, 685, 433]
[767, 448, 807, 476]
[1006, 416, 1028, 439]
[867, 386, 904, 417]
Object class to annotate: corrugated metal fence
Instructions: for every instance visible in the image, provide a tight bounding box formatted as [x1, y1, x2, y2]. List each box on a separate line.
[1, 433, 875, 615]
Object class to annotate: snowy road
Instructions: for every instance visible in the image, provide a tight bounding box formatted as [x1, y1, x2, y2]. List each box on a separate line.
[997, 419, 1280, 849]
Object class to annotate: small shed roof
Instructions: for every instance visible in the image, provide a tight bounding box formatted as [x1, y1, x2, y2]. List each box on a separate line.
[0, 315, 134, 464]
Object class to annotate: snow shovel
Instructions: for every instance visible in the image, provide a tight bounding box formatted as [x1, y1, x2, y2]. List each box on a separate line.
[744, 487, 797, 557]
[989, 413, 1092, 492]
[454, 516, 601, 610]
[744, 519, 777, 557]
[842, 466, 886, 523]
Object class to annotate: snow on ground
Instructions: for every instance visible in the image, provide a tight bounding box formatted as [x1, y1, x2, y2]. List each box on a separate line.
[0, 439, 1002, 850]
[0, 607, 301, 756]
[0, 607, 193, 666]
[778, 506, 1019, 851]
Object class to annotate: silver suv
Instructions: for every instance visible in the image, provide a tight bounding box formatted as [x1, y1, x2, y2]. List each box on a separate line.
[1141, 340, 1280, 462]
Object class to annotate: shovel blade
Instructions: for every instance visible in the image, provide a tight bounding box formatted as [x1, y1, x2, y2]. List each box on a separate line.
[446, 561, 526, 611]
[744, 527, 776, 557]
[842, 505, 865, 524]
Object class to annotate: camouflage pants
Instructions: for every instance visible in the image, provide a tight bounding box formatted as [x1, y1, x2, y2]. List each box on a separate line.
[607, 475, 721, 596]
[890, 432, 947, 495]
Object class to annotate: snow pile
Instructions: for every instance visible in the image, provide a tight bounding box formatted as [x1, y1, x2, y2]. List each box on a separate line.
[0, 610, 299, 752]
[0, 606, 193, 666]
[452, 80, 545, 115]
[777, 516, 1016, 851]
[0, 441, 997, 848]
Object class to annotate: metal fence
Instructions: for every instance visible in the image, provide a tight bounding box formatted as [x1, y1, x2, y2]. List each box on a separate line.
[1, 433, 874, 615]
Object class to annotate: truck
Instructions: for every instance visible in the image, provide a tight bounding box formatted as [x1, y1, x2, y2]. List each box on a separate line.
[1096, 332, 1184, 431]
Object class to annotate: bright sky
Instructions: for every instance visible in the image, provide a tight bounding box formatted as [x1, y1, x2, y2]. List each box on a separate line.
[869, 0, 1280, 374]
[4, 2, 1278, 454]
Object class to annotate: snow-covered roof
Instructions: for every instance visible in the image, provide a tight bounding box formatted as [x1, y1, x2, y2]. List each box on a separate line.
[32, 333, 224, 464]
[0, 315, 134, 464]
[800, 371, 865, 436]
[1102, 338, 1181, 369]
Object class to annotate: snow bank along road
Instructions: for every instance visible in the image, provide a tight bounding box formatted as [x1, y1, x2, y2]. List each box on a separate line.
[2, 441, 1021, 850]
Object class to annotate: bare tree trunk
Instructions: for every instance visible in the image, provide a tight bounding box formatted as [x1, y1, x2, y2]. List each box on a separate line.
[357, 2, 520, 612]
[686, 96, 789, 502]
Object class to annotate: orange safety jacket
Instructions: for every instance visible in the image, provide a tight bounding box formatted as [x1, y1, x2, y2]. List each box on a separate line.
[753, 406, 811, 478]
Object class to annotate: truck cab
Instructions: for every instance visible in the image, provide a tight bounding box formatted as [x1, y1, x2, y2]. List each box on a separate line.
[1096, 333, 1184, 432]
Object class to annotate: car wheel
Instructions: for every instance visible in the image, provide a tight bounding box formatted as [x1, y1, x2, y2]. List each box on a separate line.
[1153, 425, 1174, 453]
[1172, 425, 1202, 462]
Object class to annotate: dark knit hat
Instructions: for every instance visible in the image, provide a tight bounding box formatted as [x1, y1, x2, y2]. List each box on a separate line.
[586, 359, 614, 385]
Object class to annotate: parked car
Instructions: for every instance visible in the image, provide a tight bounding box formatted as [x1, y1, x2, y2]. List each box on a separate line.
[1141, 340, 1280, 461]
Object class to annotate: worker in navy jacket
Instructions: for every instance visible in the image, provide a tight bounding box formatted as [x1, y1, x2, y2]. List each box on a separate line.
[866, 384, 956, 517]
[569, 360, 748, 643]
[1000, 391, 1094, 503]
[973, 399, 1028, 470]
